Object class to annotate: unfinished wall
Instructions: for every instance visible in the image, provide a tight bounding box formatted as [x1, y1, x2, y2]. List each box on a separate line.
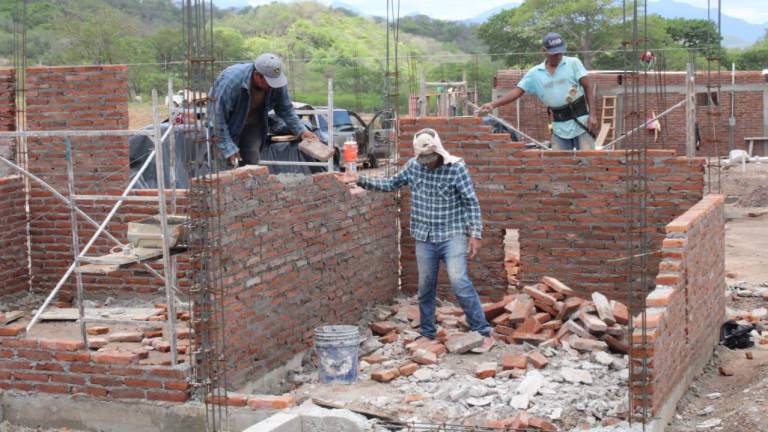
[194, 166, 399, 387]
[399, 117, 705, 303]
[0, 176, 28, 297]
[0, 334, 190, 402]
[0, 69, 14, 176]
[495, 70, 768, 157]
[0, 65, 183, 296]
[630, 194, 726, 416]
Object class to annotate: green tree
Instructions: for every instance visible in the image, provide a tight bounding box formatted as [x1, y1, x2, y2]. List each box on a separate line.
[212, 26, 247, 62]
[478, 0, 622, 68]
[734, 35, 768, 70]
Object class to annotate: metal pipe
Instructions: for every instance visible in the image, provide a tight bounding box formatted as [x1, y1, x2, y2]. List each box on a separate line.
[0, 130, 154, 138]
[465, 100, 548, 149]
[73, 195, 160, 202]
[153, 89, 179, 365]
[25, 129, 168, 332]
[327, 78, 335, 173]
[65, 138, 88, 348]
[259, 160, 331, 167]
[168, 78, 178, 214]
[603, 99, 686, 149]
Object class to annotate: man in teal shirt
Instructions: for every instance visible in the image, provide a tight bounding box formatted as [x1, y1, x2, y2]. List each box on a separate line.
[479, 33, 597, 150]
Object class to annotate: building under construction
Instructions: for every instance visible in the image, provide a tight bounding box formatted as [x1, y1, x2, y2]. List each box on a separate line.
[0, 1, 766, 432]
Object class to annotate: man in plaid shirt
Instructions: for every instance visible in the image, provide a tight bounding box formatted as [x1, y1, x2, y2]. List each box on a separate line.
[343, 129, 494, 351]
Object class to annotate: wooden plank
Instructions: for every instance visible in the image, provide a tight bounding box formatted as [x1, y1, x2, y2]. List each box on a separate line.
[594, 123, 612, 149]
[40, 308, 164, 322]
[2, 311, 24, 325]
[79, 247, 163, 266]
[76, 264, 120, 275]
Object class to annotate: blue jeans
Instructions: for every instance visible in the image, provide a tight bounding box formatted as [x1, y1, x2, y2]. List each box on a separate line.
[552, 131, 595, 150]
[415, 235, 491, 339]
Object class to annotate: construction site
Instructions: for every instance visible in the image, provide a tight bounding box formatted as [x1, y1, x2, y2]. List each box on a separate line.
[0, 1, 767, 432]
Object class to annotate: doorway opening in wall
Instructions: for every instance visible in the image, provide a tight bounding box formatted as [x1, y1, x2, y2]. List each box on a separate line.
[504, 228, 521, 291]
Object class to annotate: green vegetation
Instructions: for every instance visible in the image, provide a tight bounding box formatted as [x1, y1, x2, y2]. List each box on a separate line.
[1, 0, 766, 113]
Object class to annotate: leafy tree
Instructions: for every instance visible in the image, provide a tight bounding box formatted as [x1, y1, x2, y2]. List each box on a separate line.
[478, 0, 622, 68]
[212, 26, 247, 62]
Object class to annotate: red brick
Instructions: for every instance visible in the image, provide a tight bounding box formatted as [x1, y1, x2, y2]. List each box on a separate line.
[247, 394, 295, 410]
[528, 351, 549, 368]
[0, 325, 25, 337]
[207, 393, 247, 406]
[369, 321, 398, 336]
[398, 362, 419, 377]
[501, 354, 527, 370]
[39, 339, 85, 352]
[13, 372, 49, 382]
[86, 326, 110, 336]
[371, 368, 400, 382]
[92, 352, 138, 365]
[147, 390, 189, 402]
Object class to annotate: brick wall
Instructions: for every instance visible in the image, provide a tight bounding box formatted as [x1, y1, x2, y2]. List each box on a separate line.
[630, 194, 725, 415]
[0, 334, 189, 402]
[193, 166, 400, 387]
[398, 117, 704, 304]
[494, 70, 768, 157]
[0, 69, 14, 133]
[0, 69, 15, 176]
[0, 65, 187, 297]
[0, 176, 28, 297]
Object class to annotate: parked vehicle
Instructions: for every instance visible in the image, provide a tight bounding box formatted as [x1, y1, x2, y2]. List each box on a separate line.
[293, 102, 394, 168]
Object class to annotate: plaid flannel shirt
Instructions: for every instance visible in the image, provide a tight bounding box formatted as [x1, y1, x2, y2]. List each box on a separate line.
[357, 158, 482, 242]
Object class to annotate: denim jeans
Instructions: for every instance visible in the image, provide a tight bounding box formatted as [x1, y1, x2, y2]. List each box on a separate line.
[552, 131, 595, 150]
[415, 235, 492, 339]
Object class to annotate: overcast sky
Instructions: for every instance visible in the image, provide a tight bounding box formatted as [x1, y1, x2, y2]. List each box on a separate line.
[231, 0, 768, 24]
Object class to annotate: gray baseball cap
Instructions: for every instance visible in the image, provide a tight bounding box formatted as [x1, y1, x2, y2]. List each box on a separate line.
[254, 53, 288, 88]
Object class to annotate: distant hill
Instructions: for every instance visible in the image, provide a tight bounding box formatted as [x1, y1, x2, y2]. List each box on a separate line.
[463, 2, 520, 25]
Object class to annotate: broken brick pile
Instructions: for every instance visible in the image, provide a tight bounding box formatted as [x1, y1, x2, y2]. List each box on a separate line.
[289, 277, 633, 430]
[365, 276, 629, 387]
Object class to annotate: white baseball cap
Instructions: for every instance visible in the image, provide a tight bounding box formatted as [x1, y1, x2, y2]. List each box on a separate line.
[254, 53, 288, 88]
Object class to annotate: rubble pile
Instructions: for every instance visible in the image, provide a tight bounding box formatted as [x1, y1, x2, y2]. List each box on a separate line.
[295, 277, 638, 431]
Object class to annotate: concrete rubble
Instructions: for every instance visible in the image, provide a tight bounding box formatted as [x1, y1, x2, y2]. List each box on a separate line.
[289, 277, 640, 431]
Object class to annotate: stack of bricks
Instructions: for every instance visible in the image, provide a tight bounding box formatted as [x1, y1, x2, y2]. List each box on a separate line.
[630, 194, 726, 416]
[0, 335, 190, 402]
[192, 166, 399, 387]
[0, 65, 185, 296]
[0, 176, 28, 297]
[494, 70, 768, 157]
[398, 116, 705, 303]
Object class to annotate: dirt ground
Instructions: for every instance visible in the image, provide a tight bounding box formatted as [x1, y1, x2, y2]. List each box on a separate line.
[667, 162, 768, 432]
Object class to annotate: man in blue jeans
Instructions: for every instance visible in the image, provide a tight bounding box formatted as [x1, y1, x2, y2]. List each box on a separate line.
[478, 32, 597, 150]
[342, 129, 494, 351]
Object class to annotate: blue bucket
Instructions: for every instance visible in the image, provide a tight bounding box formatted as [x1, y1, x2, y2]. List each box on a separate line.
[314, 325, 360, 384]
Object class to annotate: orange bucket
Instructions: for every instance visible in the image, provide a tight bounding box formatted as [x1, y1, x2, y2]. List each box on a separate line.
[343, 141, 358, 163]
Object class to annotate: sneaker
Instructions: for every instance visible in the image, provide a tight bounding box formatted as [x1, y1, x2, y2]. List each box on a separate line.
[470, 335, 495, 354]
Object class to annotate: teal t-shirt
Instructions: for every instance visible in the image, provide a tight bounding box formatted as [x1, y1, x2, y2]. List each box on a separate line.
[517, 56, 589, 139]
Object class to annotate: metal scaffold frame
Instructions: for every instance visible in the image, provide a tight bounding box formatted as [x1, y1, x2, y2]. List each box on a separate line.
[0, 90, 182, 365]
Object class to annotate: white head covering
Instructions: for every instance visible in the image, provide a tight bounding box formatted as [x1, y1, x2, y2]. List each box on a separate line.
[412, 128, 461, 165]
